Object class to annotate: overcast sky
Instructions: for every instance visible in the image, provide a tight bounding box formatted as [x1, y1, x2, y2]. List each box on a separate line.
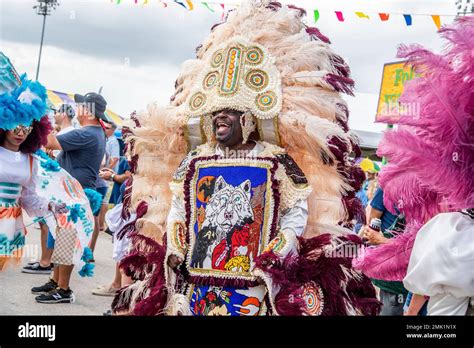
[0, 0, 457, 133]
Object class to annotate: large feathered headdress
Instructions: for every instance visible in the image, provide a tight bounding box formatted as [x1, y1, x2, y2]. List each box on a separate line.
[354, 15, 474, 280]
[125, 1, 364, 247]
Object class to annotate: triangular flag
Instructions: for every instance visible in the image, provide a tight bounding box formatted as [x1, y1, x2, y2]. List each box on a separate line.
[116, 0, 121, 4]
[142, 0, 148, 5]
[186, 0, 193, 10]
[174, 0, 187, 9]
[314, 9, 320, 23]
[355, 12, 369, 19]
[403, 14, 412, 26]
[378, 13, 390, 21]
[220, 3, 225, 21]
[431, 15, 441, 30]
[202, 2, 214, 12]
[335, 11, 344, 22]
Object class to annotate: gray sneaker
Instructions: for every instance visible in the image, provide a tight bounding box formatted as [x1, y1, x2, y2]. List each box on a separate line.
[31, 279, 58, 294]
[35, 288, 75, 304]
[22, 262, 53, 274]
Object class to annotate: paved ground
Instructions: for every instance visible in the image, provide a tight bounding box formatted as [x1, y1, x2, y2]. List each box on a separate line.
[0, 215, 117, 315]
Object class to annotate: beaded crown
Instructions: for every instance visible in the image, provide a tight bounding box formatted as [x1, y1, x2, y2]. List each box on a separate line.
[184, 36, 282, 121]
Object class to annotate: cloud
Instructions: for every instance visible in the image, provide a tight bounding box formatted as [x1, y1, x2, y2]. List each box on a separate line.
[1, 0, 218, 67]
[2, 40, 180, 117]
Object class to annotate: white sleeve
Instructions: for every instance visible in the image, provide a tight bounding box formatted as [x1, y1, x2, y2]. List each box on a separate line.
[278, 199, 308, 237]
[19, 159, 49, 217]
[165, 193, 187, 259]
[403, 212, 474, 298]
[167, 195, 186, 227]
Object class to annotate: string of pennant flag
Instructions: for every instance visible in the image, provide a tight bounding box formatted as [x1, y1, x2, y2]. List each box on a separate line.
[113, 0, 456, 30]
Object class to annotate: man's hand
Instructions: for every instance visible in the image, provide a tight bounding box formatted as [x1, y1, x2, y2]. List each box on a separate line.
[167, 255, 183, 269]
[99, 168, 116, 181]
[45, 148, 55, 159]
[363, 226, 388, 245]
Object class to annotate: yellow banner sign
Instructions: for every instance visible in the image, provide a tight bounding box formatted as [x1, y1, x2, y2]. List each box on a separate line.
[375, 61, 418, 123]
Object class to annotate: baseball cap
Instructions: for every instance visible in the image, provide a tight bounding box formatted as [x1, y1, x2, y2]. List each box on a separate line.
[74, 92, 109, 122]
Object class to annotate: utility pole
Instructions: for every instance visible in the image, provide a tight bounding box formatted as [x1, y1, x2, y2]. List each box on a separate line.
[33, 0, 59, 81]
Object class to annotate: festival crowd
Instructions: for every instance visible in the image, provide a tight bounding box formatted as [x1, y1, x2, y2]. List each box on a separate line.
[0, 2, 472, 317]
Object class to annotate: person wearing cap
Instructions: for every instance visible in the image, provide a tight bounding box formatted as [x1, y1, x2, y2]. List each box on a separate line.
[96, 121, 120, 233]
[54, 104, 75, 136]
[38, 92, 107, 304]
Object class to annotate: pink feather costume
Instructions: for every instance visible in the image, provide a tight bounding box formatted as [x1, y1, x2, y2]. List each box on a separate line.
[353, 16, 474, 281]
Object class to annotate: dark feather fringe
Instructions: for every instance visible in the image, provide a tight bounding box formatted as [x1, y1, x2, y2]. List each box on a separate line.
[121, 177, 133, 220]
[254, 233, 381, 315]
[330, 54, 351, 78]
[287, 4, 306, 16]
[128, 154, 139, 174]
[117, 201, 148, 240]
[130, 111, 141, 128]
[113, 233, 168, 315]
[324, 73, 355, 96]
[351, 140, 362, 158]
[266, 2, 282, 11]
[274, 284, 307, 315]
[327, 136, 349, 163]
[335, 103, 350, 132]
[131, 243, 168, 316]
[111, 285, 133, 314]
[306, 27, 331, 44]
[119, 252, 152, 281]
[342, 195, 366, 225]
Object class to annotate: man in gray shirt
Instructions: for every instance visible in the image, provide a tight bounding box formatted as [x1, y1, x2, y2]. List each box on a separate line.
[54, 98, 107, 190]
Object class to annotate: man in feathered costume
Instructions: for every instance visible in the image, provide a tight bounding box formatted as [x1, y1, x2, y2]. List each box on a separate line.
[354, 16, 473, 315]
[112, 1, 380, 316]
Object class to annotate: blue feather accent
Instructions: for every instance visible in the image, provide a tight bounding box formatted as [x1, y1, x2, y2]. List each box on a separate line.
[81, 246, 94, 262]
[84, 188, 102, 215]
[35, 150, 61, 172]
[0, 73, 48, 131]
[79, 262, 95, 277]
[67, 203, 85, 223]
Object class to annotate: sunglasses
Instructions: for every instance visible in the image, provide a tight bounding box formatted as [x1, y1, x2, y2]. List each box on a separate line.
[13, 125, 33, 136]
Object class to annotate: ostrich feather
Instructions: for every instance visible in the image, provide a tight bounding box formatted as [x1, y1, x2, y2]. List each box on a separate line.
[356, 16, 474, 280]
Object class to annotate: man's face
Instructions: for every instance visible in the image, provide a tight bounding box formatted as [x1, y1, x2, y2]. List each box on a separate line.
[54, 111, 68, 126]
[212, 109, 243, 148]
[53, 111, 63, 126]
[104, 124, 115, 137]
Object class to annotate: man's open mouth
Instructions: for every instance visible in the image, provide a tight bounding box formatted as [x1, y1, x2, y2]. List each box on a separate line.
[214, 120, 231, 136]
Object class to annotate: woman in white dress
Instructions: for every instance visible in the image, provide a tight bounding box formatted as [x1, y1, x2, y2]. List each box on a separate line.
[0, 52, 61, 270]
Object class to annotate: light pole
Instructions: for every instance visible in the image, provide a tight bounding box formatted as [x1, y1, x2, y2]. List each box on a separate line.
[33, 0, 59, 81]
